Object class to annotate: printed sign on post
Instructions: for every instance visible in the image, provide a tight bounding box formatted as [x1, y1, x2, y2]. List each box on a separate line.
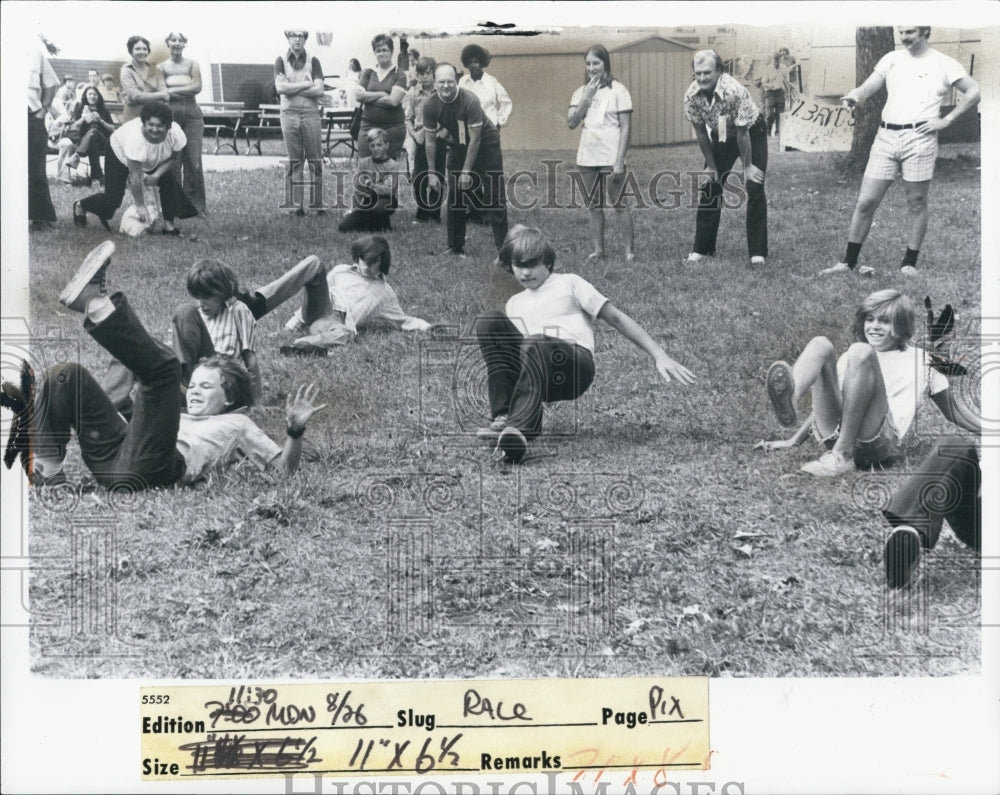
[780, 97, 855, 152]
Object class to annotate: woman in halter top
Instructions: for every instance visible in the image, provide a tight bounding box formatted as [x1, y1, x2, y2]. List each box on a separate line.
[160, 32, 206, 213]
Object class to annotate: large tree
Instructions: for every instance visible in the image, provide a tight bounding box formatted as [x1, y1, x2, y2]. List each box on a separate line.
[848, 27, 895, 165]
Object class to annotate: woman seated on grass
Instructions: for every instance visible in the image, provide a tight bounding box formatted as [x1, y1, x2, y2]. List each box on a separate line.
[236, 235, 431, 356]
[32, 241, 325, 489]
[756, 288, 979, 476]
[475, 224, 696, 464]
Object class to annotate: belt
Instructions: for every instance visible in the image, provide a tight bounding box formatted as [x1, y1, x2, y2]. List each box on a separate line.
[881, 122, 919, 130]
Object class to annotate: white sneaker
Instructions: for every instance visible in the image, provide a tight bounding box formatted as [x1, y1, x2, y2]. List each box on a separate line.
[685, 252, 705, 265]
[900, 265, 917, 276]
[800, 450, 854, 477]
[819, 261, 851, 275]
[750, 256, 766, 266]
[858, 265, 876, 277]
[59, 240, 115, 312]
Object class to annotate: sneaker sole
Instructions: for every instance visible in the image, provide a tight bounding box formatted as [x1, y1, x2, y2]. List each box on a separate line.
[766, 361, 797, 427]
[476, 428, 502, 444]
[59, 240, 116, 308]
[497, 427, 527, 464]
[885, 526, 921, 589]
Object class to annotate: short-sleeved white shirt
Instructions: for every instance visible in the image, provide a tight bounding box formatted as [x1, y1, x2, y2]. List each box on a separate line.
[175, 413, 281, 485]
[875, 48, 968, 124]
[505, 273, 609, 353]
[570, 81, 633, 167]
[110, 117, 187, 170]
[837, 345, 949, 439]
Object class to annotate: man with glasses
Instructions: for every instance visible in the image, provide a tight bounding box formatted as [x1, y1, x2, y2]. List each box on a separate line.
[423, 63, 508, 257]
[274, 29, 326, 215]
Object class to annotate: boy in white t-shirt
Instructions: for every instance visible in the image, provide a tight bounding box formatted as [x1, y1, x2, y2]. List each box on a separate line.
[756, 289, 979, 476]
[475, 225, 696, 463]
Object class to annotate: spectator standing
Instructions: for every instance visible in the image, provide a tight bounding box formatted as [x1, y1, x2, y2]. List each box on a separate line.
[119, 35, 170, 123]
[160, 32, 206, 213]
[355, 34, 408, 160]
[458, 45, 513, 131]
[822, 26, 980, 277]
[567, 44, 635, 262]
[100, 73, 120, 104]
[755, 48, 794, 137]
[682, 49, 768, 267]
[274, 29, 326, 215]
[404, 57, 446, 223]
[423, 63, 509, 256]
[28, 35, 60, 230]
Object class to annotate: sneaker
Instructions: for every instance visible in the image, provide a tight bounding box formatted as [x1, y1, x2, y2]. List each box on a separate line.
[800, 450, 854, 477]
[496, 426, 528, 464]
[900, 265, 917, 276]
[765, 361, 797, 427]
[446, 248, 466, 258]
[750, 256, 766, 266]
[59, 240, 115, 312]
[684, 252, 706, 265]
[858, 265, 876, 277]
[819, 261, 851, 275]
[476, 415, 507, 444]
[279, 343, 328, 357]
[885, 525, 921, 589]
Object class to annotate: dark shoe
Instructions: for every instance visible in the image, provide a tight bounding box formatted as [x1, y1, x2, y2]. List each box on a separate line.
[446, 248, 466, 258]
[279, 343, 328, 357]
[294, 207, 306, 217]
[765, 360, 797, 427]
[885, 526, 922, 590]
[97, 215, 112, 231]
[161, 228, 181, 237]
[496, 427, 528, 464]
[476, 415, 508, 444]
[59, 240, 115, 312]
[73, 201, 87, 227]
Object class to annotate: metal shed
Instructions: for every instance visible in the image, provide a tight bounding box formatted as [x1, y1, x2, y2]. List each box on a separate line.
[418, 31, 695, 152]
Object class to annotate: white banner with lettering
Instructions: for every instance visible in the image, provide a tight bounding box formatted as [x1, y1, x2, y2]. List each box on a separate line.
[780, 96, 856, 152]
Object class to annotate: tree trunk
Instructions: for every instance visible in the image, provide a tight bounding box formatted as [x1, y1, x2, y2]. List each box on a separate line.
[849, 27, 895, 165]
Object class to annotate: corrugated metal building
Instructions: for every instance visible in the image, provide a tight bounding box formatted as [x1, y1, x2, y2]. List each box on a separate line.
[418, 32, 695, 151]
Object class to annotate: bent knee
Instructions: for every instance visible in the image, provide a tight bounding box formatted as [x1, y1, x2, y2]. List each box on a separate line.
[844, 341, 877, 365]
[806, 335, 835, 357]
[474, 310, 508, 337]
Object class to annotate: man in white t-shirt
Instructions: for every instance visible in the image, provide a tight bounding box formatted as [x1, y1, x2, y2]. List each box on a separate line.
[823, 26, 980, 277]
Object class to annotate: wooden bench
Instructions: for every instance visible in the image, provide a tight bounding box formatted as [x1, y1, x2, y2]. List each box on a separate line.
[198, 101, 246, 154]
[323, 108, 357, 161]
[244, 104, 283, 155]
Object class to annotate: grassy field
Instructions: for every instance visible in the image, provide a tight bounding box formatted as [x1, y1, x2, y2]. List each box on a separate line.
[24, 140, 982, 678]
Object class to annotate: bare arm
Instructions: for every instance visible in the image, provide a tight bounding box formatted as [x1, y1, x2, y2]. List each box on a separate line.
[567, 78, 599, 129]
[276, 383, 327, 476]
[841, 71, 886, 107]
[930, 389, 981, 435]
[126, 159, 148, 212]
[920, 75, 981, 133]
[164, 60, 203, 98]
[613, 111, 631, 174]
[370, 85, 406, 108]
[461, 124, 482, 174]
[736, 126, 764, 183]
[598, 302, 696, 385]
[755, 413, 814, 451]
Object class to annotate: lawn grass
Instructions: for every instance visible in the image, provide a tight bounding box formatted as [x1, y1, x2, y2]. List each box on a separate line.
[25, 140, 982, 678]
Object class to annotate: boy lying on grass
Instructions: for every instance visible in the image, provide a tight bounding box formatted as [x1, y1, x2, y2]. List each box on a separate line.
[236, 235, 431, 356]
[31, 241, 325, 488]
[475, 224, 696, 463]
[756, 289, 979, 476]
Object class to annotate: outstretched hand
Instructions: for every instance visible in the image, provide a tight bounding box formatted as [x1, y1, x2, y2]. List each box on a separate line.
[654, 355, 696, 386]
[286, 382, 327, 431]
[753, 438, 795, 453]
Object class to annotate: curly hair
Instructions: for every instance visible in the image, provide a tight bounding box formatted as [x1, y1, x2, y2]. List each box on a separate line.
[460, 44, 491, 69]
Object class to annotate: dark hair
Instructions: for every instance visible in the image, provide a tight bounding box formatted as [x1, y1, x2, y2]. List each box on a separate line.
[918, 27, 931, 40]
[850, 289, 915, 351]
[692, 49, 725, 72]
[351, 235, 391, 276]
[186, 259, 239, 301]
[371, 33, 393, 54]
[194, 355, 254, 410]
[73, 88, 112, 124]
[414, 56, 437, 76]
[140, 100, 173, 126]
[584, 45, 614, 89]
[348, 58, 362, 73]
[126, 35, 151, 55]
[461, 44, 491, 69]
[496, 225, 556, 274]
[772, 47, 791, 68]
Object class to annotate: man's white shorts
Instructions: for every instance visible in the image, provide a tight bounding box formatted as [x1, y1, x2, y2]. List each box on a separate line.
[864, 127, 938, 182]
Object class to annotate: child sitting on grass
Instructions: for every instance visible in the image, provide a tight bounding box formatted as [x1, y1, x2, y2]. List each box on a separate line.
[756, 288, 979, 476]
[338, 127, 400, 233]
[236, 235, 431, 356]
[32, 241, 325, 489]
[475, 224, 696, 464]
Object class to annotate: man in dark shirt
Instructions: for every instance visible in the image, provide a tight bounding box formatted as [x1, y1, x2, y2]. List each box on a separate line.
[423, 63, 508, 256]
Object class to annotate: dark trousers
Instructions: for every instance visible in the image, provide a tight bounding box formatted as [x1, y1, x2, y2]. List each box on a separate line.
[169, 98, 207, 212]
[693, 116, 768, 258]
[412, 141, 446, 220]
[338, 208, 393, 232]
[475, 311, 595, 437]
[763, 90, 786, 136]
[76, 127, 109, 179]
[171, 303, 217, 388]
[28, 113, 56, 223]
[34, 294, 186, 489]
[446, 143, 509, 253]
[79, 152, 199, 223]
[882, 437, 981, 552]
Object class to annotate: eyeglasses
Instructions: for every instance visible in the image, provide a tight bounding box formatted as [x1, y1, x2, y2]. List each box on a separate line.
[287, 33, 307, 39]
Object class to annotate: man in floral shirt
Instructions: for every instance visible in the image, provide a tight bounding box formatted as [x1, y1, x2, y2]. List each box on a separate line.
[682, 50, 768, 267]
